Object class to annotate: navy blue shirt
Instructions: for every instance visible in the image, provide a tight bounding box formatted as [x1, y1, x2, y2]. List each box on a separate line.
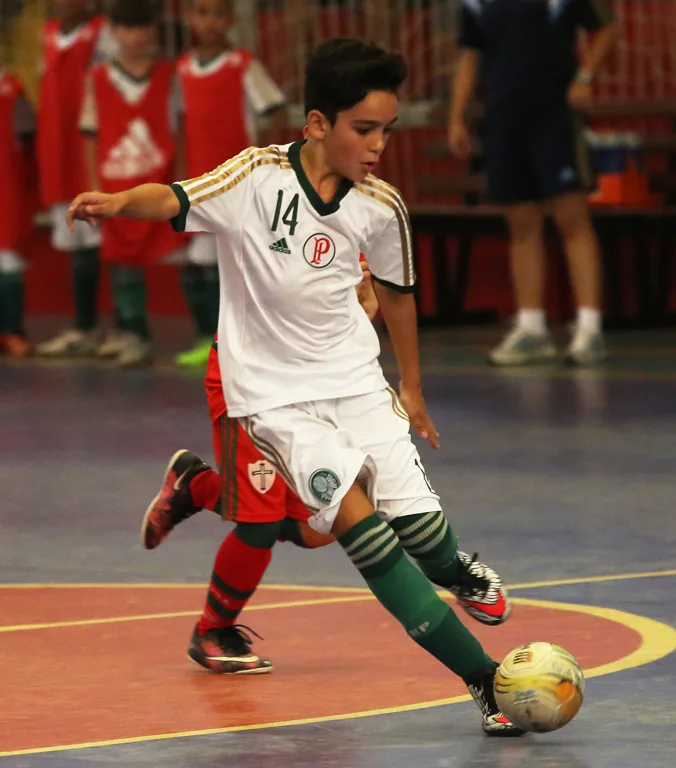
[459, 0, 614, 109]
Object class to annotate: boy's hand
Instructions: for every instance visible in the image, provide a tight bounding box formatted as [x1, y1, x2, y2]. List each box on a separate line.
[399, 384, 440, 450]
[357, 259, 379, 321]
[448, 120, 472, 160]
[567, 80, 593, 110]
[67, 191, 125, 230]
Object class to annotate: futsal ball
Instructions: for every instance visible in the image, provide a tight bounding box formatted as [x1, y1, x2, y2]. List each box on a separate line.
[494, 642, 585, 733]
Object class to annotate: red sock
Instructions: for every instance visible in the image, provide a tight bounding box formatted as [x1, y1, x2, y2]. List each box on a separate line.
[189, 468, 221, 513]
[198, 530, 272, 633]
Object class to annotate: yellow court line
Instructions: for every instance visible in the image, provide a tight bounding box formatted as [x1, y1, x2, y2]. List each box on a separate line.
[0, 595, 673, 758]
[1, 567, 675, 593]
[0, 595, 375, 634]
[0, 582, 370, 593]
[507, 569, 676, 590]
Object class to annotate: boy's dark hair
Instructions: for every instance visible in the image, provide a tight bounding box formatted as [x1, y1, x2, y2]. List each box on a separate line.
[109, 0, 159, 26]
[304, 38, 408, 123]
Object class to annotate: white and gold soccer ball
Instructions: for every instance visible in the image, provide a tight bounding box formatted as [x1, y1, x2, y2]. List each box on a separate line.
[494, 642, 585, 733]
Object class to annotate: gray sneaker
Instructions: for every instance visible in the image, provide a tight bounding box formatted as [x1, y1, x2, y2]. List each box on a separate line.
[116, 333, 153, 368]
[97, 330, 127, 359]
[37, 328, 99, 358]
[488, 328, 557, 367]
[565, 327, 607, 366]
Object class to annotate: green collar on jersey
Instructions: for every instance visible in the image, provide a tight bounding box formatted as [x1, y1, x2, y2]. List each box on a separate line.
[288, 141, 353, 217]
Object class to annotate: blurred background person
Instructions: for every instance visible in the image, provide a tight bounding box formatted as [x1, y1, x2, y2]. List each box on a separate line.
[175, 0, 287, 369]
[449, 0, 620, 367]
[0, 66, 34, 357]
[36, 0, 116, 358]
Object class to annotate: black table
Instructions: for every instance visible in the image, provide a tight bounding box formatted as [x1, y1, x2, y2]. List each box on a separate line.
[409, 206, 676, 328]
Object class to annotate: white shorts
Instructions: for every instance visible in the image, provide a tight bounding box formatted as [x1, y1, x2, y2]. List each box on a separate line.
[50, 203, 102, 251]
[241, 387, 441, 534]
[187, 233, 218, 266]
[0, 250, 27, 273]
[159, 247, 189, 265]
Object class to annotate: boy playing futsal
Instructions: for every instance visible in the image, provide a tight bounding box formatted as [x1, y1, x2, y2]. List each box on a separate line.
[68, 38, 521, 736]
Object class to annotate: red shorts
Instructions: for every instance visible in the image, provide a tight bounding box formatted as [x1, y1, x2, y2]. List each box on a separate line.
[205, 346, 311, 524]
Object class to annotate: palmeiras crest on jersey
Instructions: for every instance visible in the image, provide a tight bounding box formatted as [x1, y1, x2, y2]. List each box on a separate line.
[303, 233, 336, 268]
[248, 460, 276, 494]
[309, 469, 340, 504]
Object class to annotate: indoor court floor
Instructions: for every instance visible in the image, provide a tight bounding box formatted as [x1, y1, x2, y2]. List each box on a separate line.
[1, 324, 675, 768]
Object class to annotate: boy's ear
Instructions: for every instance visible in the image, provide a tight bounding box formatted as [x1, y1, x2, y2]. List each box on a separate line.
[305, 109, 330, 139]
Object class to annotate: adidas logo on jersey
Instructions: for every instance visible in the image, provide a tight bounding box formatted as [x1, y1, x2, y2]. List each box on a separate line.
[269, 238, 291, 254]
[101, 118, 165, 181]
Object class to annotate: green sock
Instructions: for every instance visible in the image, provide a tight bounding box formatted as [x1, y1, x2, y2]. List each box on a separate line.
[203, 265, 220, 336]
[111, 266, 149, 340]
[339, 514, 493, 682]
[71, 247, 100, 331]
[390, 511, 461, 587]
[180, 265, 216, 339]
[0, 272, 25, 335]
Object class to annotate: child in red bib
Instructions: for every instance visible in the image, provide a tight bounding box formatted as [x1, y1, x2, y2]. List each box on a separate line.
[0, 70, 34, 356]
[80, 0, 185, 367]
[36, 1, 115, 358]
[174, 0, 288, 368]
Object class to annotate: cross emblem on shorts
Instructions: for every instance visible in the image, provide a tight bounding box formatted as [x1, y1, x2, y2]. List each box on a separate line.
[249, 461, 275, 493]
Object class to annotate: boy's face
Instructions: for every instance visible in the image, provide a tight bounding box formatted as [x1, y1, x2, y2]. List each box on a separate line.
[112, 24, 157, 59]
[52, 0, 90, 20]
[309, 90, 399, 183]
[188, 0, 234, 49]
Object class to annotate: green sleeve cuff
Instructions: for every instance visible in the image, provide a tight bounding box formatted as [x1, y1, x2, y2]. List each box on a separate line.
[372, 274, 416, 294]
[170, 183, 190, 232]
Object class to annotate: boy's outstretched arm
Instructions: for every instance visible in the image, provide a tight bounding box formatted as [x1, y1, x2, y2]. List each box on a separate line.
[67, 184, 180, 230]
[372, 282, 440, 449]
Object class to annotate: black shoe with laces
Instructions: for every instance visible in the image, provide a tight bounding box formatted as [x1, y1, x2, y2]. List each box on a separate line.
[468, 666, 525, 737]
[448, 551, 511, 625]
[141, 449, 211, 550]
[188, 624, 274, 674]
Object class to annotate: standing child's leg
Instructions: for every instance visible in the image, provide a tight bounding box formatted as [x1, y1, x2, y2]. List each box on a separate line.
[176, 235, 219, 368]
[37, 207, 101, 357]
[0, 250, 32, 356]
[110, 265, 152, 367]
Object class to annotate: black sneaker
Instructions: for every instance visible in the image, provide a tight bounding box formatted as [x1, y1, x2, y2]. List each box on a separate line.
[141, 450, 211, 550]
[188, 624, 274, 675]
[468, 666, 525, 737]
[449, 551, 511, 625]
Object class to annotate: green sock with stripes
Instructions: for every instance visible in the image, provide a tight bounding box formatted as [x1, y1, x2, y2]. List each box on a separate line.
[390, 511, 461, 587]
[338, 514, 493, 682]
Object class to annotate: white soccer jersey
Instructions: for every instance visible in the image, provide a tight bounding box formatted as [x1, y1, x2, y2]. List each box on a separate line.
[172, 142, 416, 417]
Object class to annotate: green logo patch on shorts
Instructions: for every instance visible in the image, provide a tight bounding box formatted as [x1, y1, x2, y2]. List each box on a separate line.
[309, 469, 340, 504]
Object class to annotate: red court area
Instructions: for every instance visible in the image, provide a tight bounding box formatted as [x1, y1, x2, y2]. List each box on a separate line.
[0, 585, 642, 754]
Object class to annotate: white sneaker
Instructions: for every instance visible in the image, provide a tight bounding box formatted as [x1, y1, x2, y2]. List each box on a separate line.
[116, 333, 153, 368]
[97, 330, 127, 359]
[37, 328, 99, 358]
[565, 326, 607, 366]
[488, 328, 557, 367]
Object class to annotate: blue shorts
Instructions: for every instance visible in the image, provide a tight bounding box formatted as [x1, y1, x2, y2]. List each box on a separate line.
[482, 104, 595, 205]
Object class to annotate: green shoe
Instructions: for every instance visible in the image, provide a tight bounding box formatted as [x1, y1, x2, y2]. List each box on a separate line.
[175, 338, 212, 368]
